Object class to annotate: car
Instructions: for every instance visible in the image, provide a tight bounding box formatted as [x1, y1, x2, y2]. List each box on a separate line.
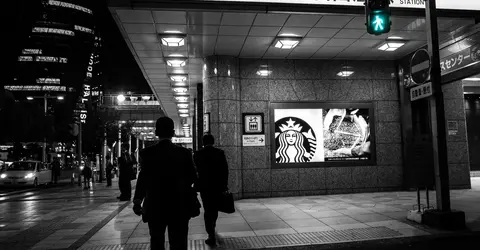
[0, 161, 52, 187]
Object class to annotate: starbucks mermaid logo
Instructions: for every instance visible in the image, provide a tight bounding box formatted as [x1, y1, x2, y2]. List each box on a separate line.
[275, 117, 316, 163]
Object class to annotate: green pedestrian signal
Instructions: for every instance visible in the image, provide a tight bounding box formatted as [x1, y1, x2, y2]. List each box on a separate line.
[365, 0, 392, 35]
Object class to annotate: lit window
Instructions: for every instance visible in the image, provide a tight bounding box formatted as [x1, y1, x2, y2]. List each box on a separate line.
[36, 78, 61, 84]
[32, 27, 75, 36]
[22, 49, 42, 55]
[47, 0, 93, 14]
[74, 25, 94, 34]
[18, 56, 33, 62]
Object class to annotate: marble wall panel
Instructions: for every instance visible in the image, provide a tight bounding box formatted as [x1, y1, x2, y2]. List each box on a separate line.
[269, 79, 299, 101]
[326, 167, 353, 190]
[243, 169, 271, 192]
[218, 123, 239, 147]
[268, 59, 295, 79]
[203, 77, 218, 101]
[240, 79, 269, 101]
[373, 80, 399, 101]
[369, 61, 396, 80]
[376, 143, 403, 166]
[447, 141, 469, 163]
[293, 80, 317, 100]
[377, 165, 403, 187]
[219, 100, 240, 123]
[312, 80, 331, 100]
[351, 166, 378, 188]
[299, 168, 326, 190]
[294, 59, 322, 79]
[319, 60, 344, 80]
[346, 61, 373, 80]
[376, 101, 401, 122]
[442, 80, 463, 99]
[271, 191, 301, 197]
[448, 163, 471, 187]
[218, 146, 241, 170]
[216, 56, 239, 78]
[218, 77, 240, 100]
[209, 122, 220, 141]
[228, 169, 241, 194]
[444, 98, 467, 120]
[204, 100, 219, 123]
[376, 122, 402, 144]
[242, 146, 268, 169]
[239, 59, 269, 79]
[271, 169, 300, 191]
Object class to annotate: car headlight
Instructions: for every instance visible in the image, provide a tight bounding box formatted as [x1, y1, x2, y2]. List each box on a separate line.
[0, 174, 6, 179]
[25, 173, 34, 179]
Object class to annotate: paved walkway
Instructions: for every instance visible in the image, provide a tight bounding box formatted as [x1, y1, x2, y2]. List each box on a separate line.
[0, 178, 478, 250]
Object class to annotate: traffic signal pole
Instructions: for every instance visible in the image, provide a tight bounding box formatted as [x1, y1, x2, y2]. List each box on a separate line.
[422, 0, 465, 229]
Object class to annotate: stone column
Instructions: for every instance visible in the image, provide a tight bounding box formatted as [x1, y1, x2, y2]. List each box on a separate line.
[203, 55, 242, 199]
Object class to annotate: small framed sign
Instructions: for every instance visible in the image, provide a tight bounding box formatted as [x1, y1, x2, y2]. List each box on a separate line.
[203, 113, 210, 134]
[243, 113, 264, 134]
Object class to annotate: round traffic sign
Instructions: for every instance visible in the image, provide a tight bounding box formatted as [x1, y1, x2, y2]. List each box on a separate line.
[410, 49, 431, 85]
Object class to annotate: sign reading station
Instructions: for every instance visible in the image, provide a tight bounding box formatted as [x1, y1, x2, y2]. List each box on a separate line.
[207, 0, 480, 11]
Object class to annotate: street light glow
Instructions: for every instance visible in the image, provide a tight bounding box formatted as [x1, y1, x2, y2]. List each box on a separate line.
[57, 96, 64, 100]
[27, 96, 34, 100]
[117, 94, 126, 102]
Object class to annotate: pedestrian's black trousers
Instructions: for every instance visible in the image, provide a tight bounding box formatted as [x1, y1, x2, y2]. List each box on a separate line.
[200, 192, 219, 237]
[148, 217, 189, 250]
[119, 177, 131, 198]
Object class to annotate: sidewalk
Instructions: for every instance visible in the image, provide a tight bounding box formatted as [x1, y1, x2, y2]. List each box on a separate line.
[74, 177, 480, 250]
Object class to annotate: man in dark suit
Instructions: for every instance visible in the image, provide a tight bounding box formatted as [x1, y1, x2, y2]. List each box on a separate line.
[118, 144, 135, 201]
[132, 117, 197, 250]
[194, 134, 229, 246]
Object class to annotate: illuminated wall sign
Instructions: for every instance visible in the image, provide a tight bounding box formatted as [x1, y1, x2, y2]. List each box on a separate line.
[207, 0, 480, 10]
[74, 25, 94, 34]
[36, 78, 61, 84]
[86, 53, 95, 78]
[47, 0, 93, 14]
[35, 56, 68, 63]
[22, 49, 42, 55]
[32, 27, 75, 36]
[80, 110, 87, 123]
[4, 85, 66, 92]
[172, 137, 193, 144]
[18, 56, 33, 62]
[271, 102, 376, 168]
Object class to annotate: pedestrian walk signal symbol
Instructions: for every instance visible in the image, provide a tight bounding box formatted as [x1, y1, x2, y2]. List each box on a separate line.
[365, 0, 391, 35]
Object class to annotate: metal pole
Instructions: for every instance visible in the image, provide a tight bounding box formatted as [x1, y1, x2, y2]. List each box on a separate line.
[118, 123, 122, 158]
[136, 136, 139, 161]
[43, 95, 47, 163]
[101, 126, 107, 182]
[128, 134, 132, 154]
[77, 121, 82, 186]
[426, 0, 451, 212]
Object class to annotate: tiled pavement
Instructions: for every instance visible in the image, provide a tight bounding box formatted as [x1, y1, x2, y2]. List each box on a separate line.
[0, 177, 479, 250]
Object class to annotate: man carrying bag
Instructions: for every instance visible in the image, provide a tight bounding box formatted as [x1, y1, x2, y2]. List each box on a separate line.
[194, 134, 233, 246]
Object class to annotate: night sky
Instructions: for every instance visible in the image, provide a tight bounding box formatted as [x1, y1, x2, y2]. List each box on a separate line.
[96, 3, 152, 94]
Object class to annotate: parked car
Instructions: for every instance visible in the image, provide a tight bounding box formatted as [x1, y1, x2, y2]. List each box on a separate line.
[0, 161, 52, 187]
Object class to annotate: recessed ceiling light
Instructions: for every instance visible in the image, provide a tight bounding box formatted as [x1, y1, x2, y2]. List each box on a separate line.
[170, 75, 187, 82]
[256, 69, 271, 76]
[464, 78, 480, 81]
[160, 33, 186, 47]
[178, 109, 189, 113]
[173, 87, 188, 93]
[179, 114, 189, 117]
[165, 30, 182, 34]
[166, 57, 187, 67]
[279, 33, 299, 37]
[169, 54, 183, 57]
[273, 36, 302, 49]
[177, 103, 188, 109]
[337, 66, 354, 77]
[378, 40, 406, 52]
[388, 36, 403, 39]
[174, 96, 189, 102]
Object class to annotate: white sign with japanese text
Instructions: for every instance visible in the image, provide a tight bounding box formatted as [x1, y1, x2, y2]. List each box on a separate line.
[207, 0, 480, 10]
[410, 82, 433, 101]
[172, 137, 193, 144]
[243, 135, 266, 147]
